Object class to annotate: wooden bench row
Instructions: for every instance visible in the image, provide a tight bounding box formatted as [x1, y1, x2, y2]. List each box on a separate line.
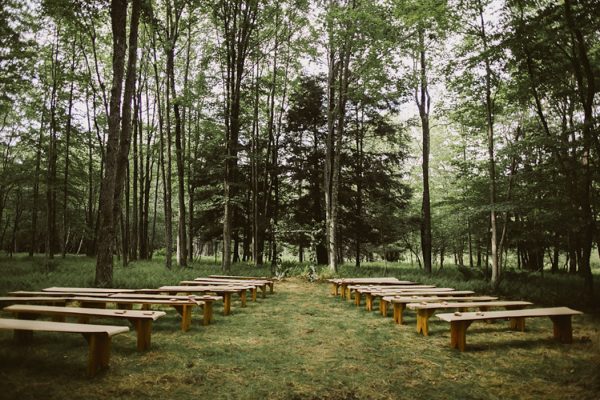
[330, 277, 583, 352]
[1, 276, 276, 377]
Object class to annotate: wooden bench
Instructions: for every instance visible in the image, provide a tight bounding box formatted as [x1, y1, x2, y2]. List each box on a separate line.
[436, 307, 583, 351]
[193, 278, 272, 299]
[10, 290, 114, 298]
[327, 278, 410, 298]
[0, 318, 129, 377]
[4, 304, 165, 351]
[180, 280, 261, 302]
[68, 296, 204, 332]
[383, 296, 499, 324]
[0, 296, 71, 306]
[349, 285, 436, 306]
[109, 293, 221, 326]
[147, 285, 252, 316]
[371, 290, 475, 313]
[43, 287, 136, 294]
[209, 275, 275, 293]
[407, 301, 532, 336]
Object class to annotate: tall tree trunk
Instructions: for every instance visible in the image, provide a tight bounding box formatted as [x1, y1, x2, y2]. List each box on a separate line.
[30, 106, 45, 256]
[477, 0, 499, 288]
[46, 25, 61, 263]
[62, 40, 77, 258]
[96, 0, 141, 285]
[416, 26, 432, 275]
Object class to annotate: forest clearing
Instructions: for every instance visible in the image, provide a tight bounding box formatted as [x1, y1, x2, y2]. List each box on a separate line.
[0, 256, 599, 400]
[1, 0, 599, 398]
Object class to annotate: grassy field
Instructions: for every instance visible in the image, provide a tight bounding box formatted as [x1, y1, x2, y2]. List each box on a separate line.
[0, 255, 599, 399]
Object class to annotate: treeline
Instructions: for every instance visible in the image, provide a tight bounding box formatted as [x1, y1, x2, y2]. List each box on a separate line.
[0, 0, 598, 290]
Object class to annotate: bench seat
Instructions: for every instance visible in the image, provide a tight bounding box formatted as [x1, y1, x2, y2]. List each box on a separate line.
[371, 290, 475, 314]
[4, 305, 165, 351]
[407, 301, 532, 335]
[436, 307, 583, 351]
[209, 275, 276, 293]
[383, 296, 499, 324]
[68, 296, 205, 331]
[0, 318, 128, 377]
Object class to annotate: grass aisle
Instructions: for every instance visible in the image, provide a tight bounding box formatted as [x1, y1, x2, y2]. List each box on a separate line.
[1, 277, 599, 399]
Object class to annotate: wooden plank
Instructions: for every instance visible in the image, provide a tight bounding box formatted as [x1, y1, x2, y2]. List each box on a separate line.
[437, 307, 583, 351]
[437, 307, 582, 322]
[43, 287, 136, 293]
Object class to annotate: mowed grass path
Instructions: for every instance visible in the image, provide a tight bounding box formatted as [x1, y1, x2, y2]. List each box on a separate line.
[1, 277, 600, 399]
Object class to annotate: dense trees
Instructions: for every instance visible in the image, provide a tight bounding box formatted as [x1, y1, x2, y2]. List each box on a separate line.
[0, 0, 597, 292]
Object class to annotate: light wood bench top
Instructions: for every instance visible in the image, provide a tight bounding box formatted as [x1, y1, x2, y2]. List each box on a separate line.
[328, 278, 405, 284]
[351, 285, 436, 292]
[69, 296, 204, 306]
[210, 274, 273, 280]
[0, 296, 71, 304]
[4, 304, 166, 320]
[0, 317, 130, 335]
[437, 307, 582, 322]
[155, 285, 251, 292]
[194, 278, 271, 284]
[407, 301, 532, 310]
[9, 291, 112, 297]
[0, 317, 129, 377]
[180, 280, 259, 287]
[108, 293, 221, 302]
[376, 290, 474, 296]
[436, 307, 583, 351]
[384, 296, 498, 303]
[43, 287, 136, 293]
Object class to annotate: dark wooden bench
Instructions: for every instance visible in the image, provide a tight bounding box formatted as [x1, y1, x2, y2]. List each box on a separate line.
[0, 318, 129, 377]
[436, 307, 583, 351]
[4, 304, 165, 351]
[407, 300, 532, 336]
[382, 296, 499, 324]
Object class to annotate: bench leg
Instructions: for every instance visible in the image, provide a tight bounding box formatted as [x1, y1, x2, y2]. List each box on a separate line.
[550, 316, 573, 343]
[366, 294, 373, 311]
[393, 303, 406, 324]
[340, 284, 346, 299]
[240, 290, 247, 307]
[354, 291, 361, 307]
[223, 293, 231, 316]
[269, 282, 274, 294]
[117, 303, 133, 310]
[450, 321, 472, 351]
[510, 317, 526, 331]
[131, 319, 152, 351]
[381, 299, 389, 317]
[416, 309, 436, 336]
[251, 287, 257, 302]
[173, 304, 193, 332]
[202, 302, 213, 325]
[83, 333, 111, 377]
[346, 287, 352, 301]
[260, 285, 266, 299]
[331, 283, 338, 296]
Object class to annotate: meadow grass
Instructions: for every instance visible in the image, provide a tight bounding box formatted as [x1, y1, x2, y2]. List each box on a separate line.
[0, 255, 599, 399]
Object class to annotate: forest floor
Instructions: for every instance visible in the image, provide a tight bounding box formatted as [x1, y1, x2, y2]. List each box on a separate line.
[0, 257, 599, 399]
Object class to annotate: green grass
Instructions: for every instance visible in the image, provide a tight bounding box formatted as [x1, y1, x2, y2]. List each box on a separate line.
[0, 255, 599, 399]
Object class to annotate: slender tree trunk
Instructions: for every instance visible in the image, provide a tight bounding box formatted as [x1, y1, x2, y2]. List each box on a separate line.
[30, 106, 45, 256]
[477, 0, 499, 288]
[96, 0, 140, 285]
[416, 26, 432, 275]
[62, 40, 77, 258]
